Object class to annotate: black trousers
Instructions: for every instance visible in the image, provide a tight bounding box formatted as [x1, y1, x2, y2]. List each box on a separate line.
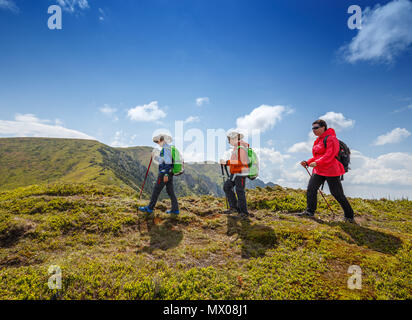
[223, 174, 248, 214]
[148, 173, 179, 211]
[307, 174, 354, 218]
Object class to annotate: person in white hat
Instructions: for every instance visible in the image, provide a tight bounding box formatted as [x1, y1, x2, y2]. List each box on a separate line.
[139, 134, 179, 214]
[219, 131, 250, 218]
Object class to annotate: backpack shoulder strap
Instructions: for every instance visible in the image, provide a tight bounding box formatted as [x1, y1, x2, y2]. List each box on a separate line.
[323, 135, 329, 149]
[323, 136, 341, 161]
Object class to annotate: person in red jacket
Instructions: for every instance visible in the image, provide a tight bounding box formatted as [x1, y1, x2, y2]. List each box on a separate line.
[299, 119, 355, 223]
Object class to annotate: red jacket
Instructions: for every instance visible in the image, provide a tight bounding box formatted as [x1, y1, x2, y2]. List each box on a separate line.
[307, 128, 345, 177]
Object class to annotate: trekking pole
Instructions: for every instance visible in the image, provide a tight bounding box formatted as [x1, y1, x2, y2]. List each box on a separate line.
[304, 165, 335, 216]
[221, 164, 229, 209]
[139, 156, 153, 200]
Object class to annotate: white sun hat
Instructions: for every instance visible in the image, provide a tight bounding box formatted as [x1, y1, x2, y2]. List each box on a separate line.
[226, 131, 244, 140]
[152, 134, 173, 144]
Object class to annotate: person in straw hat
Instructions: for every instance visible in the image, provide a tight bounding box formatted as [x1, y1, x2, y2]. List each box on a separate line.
[219, 131, 250, 218]
[139, 134, 180, 214]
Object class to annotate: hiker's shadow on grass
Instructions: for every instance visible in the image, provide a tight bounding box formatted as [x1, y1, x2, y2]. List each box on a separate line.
[0, 230, 24, 248]
[313, 218, 402, 255]
[226, 216, 278, 259]
[137, 215, 183, 254]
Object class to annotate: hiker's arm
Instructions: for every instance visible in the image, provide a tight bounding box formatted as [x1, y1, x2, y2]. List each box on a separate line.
[227, 148, 247, 169]
[306, 157, 315, 165]
[159, 147, 173, 175]
[316, 137, 337, 166]
[152, 149, 162, 162]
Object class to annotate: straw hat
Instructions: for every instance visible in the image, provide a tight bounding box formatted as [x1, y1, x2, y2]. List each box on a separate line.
[226, 131, 244, 140]
[152, 134, 173, 144]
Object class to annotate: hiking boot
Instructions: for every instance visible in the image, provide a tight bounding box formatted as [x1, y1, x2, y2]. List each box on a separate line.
[238, 212, 250, 220]
[138, 206, 153, 213]
[297, 210, 315, 217]
[222, 208, 238, 215]
[166, 209, 180, 215]
[344, 217, 356, 224]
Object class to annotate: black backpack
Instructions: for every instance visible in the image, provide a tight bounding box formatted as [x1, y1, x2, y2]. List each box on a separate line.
[324, 136, 351, 173]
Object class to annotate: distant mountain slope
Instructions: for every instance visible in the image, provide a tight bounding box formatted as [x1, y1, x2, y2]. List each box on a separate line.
[0, 138, 111, 190]
[0, 138, 273, 197]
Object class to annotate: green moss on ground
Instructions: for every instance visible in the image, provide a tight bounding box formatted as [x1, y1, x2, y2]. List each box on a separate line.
[0, 183, 410, 300]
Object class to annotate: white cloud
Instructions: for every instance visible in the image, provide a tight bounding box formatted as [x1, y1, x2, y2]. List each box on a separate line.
[266, 139, 275, 147]
[348, 150, 412, 186]
[57, 0, 89, 13]
[266, 149, 412, 198]
[183, 116, 200, 124]
[236, 105, 289, 133]
[275, 162, 309, 188]
[99, 104, 118, 120]
[255, 147, 292, 182]
[393, 103, 412, 113]
[288, 111, 354, 153]
[14, 114, 47, 123]
[288, 141, 312, 153]
[110, 130, 136, 148]
[0, 114, 94, 140]
[256, 147, 291, 164]
[99, 104, 117, 115]
[319, 111, 355, 131]
[285, 150, 412, 198]
[0, 0, 18, 12]
[98, 8, 105, 21]
[374, 127, 411, 145]
[340, 0, 412, 63]
[196, 97, 209, 107]
[180, 150, 205, 163]
[127, 101, 167, 122]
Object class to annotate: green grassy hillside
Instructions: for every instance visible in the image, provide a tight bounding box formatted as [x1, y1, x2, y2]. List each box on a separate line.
[0, 138, 111, 189]
[0, 183, 410, 299]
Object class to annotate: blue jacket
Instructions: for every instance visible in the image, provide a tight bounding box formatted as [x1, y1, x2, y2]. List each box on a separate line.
[156, 143, 173, 175]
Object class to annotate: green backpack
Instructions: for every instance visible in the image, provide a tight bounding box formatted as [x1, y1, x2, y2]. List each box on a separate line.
[237, 145, 259, 180]
[171, 145, 184, 176]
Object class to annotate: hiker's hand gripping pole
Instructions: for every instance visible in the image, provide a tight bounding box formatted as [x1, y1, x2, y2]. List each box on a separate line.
[304, 165, 335, 214]
[139, 156, 153, 200]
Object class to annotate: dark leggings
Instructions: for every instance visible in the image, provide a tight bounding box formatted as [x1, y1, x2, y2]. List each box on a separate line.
[307, 174, 354, 218]
[223, 174, 248, 214]
[148, 173, 179, 211]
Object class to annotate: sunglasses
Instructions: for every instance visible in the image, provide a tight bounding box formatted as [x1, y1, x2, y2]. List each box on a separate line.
[312, 126, 321, 130]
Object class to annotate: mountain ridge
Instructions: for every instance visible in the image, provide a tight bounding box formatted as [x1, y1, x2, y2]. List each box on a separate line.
[0, 137, 274, 197]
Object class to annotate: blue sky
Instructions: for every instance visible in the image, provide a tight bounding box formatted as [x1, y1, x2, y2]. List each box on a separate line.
[0, 0, 412, 198]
